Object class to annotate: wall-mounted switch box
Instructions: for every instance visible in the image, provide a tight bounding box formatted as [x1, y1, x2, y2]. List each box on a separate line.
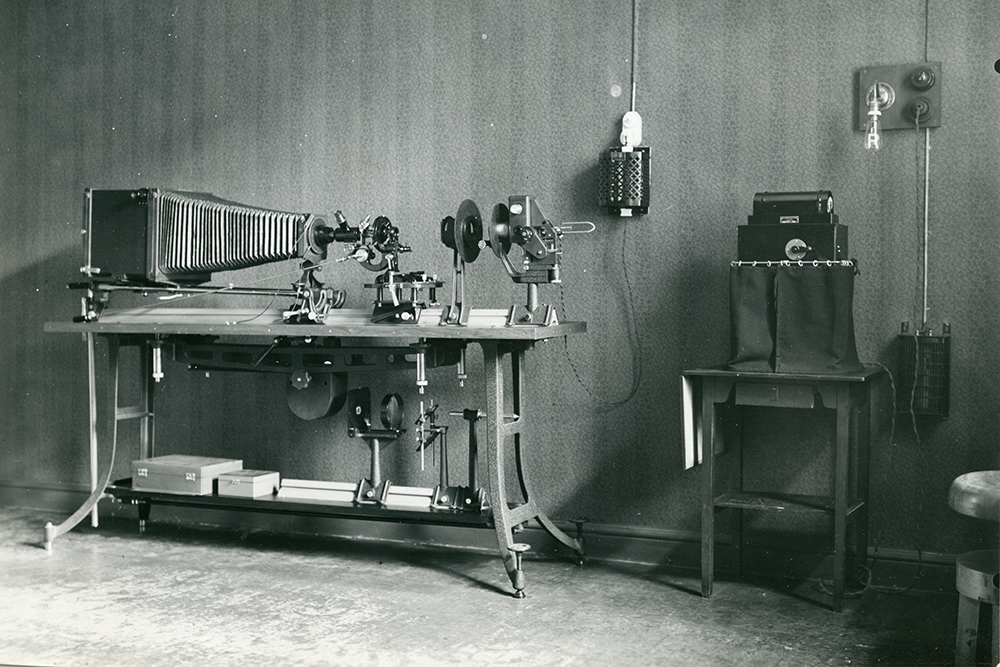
[857, 62, 942, 131]
[897, 327, 951, 419]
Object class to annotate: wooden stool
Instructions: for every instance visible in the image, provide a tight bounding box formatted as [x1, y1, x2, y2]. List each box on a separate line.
[949, 471, 1000, 666]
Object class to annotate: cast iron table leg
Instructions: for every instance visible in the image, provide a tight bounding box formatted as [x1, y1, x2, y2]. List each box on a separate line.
[481, 341, 584, 597]
[44, 335, 157, 549]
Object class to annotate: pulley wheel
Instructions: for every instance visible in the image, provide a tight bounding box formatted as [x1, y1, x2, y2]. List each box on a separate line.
[454, 199, 483, 263]
[286, 371, 348, 420]
[379, 393, 404, 430]
[489, 203, 512, 259]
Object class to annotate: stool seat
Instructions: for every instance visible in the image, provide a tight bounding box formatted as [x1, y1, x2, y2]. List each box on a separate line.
[949, 471, 1000, 521]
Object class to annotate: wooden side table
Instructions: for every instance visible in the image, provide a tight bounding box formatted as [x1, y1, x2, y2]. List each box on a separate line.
[682, 365, 884, 612]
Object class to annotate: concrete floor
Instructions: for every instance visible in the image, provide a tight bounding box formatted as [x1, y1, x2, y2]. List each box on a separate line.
[0, 506, 959, 667]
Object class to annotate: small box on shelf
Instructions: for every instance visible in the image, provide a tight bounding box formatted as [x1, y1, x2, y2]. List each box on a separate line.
[131, 455, 243, 496]
[218, 470, 281, 498]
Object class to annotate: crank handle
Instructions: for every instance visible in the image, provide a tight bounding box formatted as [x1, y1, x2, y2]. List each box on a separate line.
[556, 221, 595, 234]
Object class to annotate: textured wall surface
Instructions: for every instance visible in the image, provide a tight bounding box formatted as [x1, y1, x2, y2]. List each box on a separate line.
[1, 0, 998, 556]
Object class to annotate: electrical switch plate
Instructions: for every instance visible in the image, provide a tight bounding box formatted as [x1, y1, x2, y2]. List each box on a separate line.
[857, 62, 942, 131]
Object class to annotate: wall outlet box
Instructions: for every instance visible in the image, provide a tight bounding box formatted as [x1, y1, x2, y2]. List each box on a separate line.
[857, 62, 942, 130]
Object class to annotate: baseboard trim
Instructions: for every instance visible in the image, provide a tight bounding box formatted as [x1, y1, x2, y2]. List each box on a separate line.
[1, 480, 954, 593]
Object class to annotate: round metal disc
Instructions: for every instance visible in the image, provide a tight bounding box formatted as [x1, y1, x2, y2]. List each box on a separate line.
[489, 203, 512, 259]
[379, 393, 404, 430]
[286, 372, 347, 420]
[454, 199, 483, 263]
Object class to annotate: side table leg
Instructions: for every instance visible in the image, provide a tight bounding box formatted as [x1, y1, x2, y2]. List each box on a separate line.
[701, 378, 717, 598]
[88, 332, 100, 528]
[832, 384, 851, 612]
[855, 394, 872, 579]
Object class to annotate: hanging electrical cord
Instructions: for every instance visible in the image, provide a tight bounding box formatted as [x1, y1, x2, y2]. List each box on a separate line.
[910, 111, 929, 437]
[906, 83, 929, 587]
[629, 0, 637, 97]
[923, 0, 930, 62]
[559, 224, 643, 407]
[867, 362, 925, 595]
[559, 0, 643, 406]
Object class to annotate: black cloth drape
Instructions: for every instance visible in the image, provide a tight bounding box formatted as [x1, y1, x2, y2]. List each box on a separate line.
[728, 263, 863, 374]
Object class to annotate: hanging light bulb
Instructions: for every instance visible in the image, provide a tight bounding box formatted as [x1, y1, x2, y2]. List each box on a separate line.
[864, 82, 894, 152]
[864, 95, 883, 151]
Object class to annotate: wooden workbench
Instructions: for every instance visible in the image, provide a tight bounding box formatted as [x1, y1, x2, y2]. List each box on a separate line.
[45, 306, 587, 598]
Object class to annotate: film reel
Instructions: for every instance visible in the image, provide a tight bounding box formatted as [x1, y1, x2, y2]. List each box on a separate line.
[453, 200, 484, 263]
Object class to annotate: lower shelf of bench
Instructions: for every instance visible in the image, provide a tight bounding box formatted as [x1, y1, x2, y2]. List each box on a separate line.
[105, 479, 494, 528]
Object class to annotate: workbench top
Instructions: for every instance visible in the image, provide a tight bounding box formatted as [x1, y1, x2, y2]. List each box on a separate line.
[45, 307, 586, 342]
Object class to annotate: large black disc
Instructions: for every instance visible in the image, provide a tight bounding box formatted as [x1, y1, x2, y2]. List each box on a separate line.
[454, 199, 483, 263]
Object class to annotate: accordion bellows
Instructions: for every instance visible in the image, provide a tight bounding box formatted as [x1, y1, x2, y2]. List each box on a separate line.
[156, 190, 306, 277]
[86, 188, 319, 284]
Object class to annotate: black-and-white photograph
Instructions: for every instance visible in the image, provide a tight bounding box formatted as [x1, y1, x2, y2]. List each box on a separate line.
[0, 1, 997, 665]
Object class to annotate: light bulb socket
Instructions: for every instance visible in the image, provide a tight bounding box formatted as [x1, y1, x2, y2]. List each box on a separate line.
[866, 82, 895, 109]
